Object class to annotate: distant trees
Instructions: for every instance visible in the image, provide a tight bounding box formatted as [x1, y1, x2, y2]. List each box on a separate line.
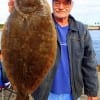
[0, 24, 4, 29]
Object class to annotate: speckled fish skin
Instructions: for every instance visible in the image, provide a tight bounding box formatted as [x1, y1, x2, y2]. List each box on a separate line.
[1, 0, 57, 99]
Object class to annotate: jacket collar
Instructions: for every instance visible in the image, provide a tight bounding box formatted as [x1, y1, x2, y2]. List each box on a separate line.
[68, 15, 78, 32]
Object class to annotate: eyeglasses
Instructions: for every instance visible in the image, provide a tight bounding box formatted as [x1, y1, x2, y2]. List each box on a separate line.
[53, 1, 71, 7]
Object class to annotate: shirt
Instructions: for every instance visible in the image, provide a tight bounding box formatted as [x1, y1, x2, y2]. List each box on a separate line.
[51, 23, 71, 94]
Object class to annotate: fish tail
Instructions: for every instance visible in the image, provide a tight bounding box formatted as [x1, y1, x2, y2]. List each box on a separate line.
[15, 91, 29, 100]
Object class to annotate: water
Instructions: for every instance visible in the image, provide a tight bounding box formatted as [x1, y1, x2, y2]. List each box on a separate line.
[0, 30, 100, 64]
[89, 30, 100, 65]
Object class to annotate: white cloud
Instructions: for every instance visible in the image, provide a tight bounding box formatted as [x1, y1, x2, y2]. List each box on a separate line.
[71, 0, 100, 25]
[0, 0, 9, 23]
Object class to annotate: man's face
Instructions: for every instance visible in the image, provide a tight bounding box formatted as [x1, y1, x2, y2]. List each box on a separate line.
[8, 0, 14, 13]
[52, 0, 73, 19]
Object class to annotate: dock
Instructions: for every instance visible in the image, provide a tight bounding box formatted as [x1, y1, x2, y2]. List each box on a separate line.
[88, 26, 100, 30]
[0, 72, 100, 100]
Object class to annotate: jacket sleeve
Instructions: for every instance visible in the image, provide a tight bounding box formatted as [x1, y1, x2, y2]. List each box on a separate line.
[82, 27, 99, 96]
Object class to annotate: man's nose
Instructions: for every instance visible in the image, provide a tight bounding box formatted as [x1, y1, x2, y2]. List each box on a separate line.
[59, 3, 65, 9]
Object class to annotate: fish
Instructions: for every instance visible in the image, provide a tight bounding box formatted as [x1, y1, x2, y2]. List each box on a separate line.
[1, 0, 57, 99]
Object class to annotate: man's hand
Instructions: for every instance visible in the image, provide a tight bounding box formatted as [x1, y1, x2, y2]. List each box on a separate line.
[88, 96, 98, 100]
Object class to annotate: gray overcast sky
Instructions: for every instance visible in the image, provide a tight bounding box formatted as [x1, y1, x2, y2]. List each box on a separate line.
[0, 0, 100, 25]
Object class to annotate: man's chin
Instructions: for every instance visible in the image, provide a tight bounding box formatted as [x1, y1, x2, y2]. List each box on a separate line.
[54, 15, 68, 19]
[53, 13, 68, 18]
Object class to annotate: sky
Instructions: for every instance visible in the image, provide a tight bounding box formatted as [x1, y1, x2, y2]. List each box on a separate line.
[0, 0, 100, 25]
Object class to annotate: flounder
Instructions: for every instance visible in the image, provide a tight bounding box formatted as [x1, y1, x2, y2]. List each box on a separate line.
[1, 0, 57, 99]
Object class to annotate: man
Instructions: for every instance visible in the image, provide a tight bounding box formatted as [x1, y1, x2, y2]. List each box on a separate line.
[0, 50, 3, 87]
[8, 0, 98, 100]
[0, 50, 10, 88]
[32, 0, 98, 100]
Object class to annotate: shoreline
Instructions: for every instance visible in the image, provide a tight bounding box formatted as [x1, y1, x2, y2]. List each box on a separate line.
[98, 65, 100, 72]
[0, 28, 2, 31]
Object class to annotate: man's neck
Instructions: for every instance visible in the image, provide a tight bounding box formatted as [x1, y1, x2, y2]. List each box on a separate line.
[55, 17, 69, 27]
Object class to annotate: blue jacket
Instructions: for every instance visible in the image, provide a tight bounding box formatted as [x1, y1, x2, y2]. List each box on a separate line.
[32, 15, 99, 100]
